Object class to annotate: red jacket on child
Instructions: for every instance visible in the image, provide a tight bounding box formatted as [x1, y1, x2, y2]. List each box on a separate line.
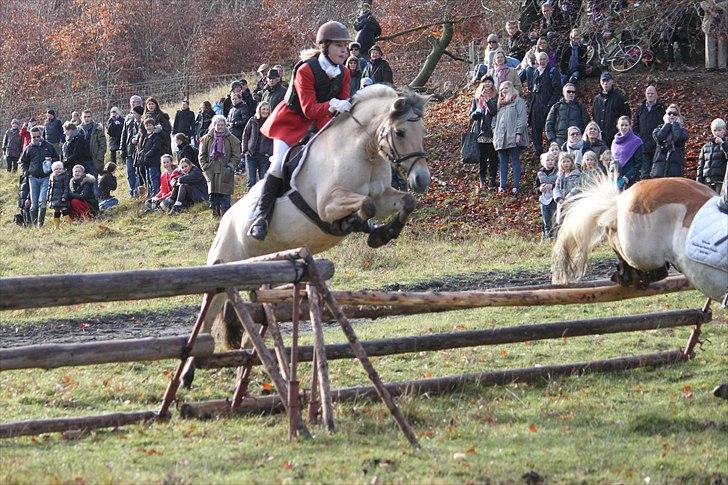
[155, 169, 181, 200]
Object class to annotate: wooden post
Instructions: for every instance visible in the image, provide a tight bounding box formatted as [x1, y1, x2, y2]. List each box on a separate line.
[288, 284, 302, 440]
[263, 302, 290, 382]
[226, 288, 310, 439]
[308, 352, 320, 425]
[301, 250, 420, 449]
[230, 325, 267, 409]
[307, 283, 335, 432]
[158, 291, 215, 419]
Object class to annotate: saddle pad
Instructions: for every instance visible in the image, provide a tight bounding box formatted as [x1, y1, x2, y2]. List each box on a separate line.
[685, 196, 728, 272]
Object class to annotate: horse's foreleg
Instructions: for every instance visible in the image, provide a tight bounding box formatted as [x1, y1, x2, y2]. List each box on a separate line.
[318, 187, 376, 233]
[367, 188, 416, 248]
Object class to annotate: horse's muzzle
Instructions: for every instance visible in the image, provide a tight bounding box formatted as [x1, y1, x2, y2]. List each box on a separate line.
[408, 162, 431, 194]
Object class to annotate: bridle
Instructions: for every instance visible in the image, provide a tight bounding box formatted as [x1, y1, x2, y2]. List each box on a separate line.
[347, 108, 427, 179]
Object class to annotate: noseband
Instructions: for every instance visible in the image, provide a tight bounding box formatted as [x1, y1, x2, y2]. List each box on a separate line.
[347, 108, 427, 179]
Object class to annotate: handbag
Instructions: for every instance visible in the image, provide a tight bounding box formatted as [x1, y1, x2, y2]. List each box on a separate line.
[460, 122, 480, 164]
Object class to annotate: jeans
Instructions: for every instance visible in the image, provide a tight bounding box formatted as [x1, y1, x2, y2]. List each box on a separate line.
[125, 156, 138, 196]
[146, 165, 161, 198]
[28, 175, 50, 211]
[561, 70, 580, 85]
[99, 197, 118, 211]
[497, 147, 522, 190]
[540, 200, 557, 236]
[246, 154, 271, 190]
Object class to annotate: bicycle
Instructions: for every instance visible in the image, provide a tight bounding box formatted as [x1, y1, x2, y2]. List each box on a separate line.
[583, 31, 643, 73]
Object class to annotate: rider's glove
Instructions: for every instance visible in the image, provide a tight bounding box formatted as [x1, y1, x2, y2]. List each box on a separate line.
[328, 98, 352, 114]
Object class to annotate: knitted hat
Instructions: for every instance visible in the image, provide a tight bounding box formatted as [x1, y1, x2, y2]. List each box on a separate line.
[133, 106, 144, 115]
[47, 109, 56, 117]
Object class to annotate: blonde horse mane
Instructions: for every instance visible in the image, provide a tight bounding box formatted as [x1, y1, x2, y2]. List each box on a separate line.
[551, 175, 621, 283]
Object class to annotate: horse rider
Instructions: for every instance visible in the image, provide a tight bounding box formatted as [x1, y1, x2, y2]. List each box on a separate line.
[249, 21, 353, 240]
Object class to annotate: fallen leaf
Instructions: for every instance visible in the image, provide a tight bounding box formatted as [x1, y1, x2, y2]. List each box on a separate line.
[528, 423, 538, 433]
[283, 460, 294, 470]
[466, 446, 476, 455]
[499, 350, 508, 357]
[423, 371, 433, 378]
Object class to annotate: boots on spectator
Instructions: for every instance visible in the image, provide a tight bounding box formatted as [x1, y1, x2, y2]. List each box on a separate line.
[37, 208, 46, 227]
[30, 209, 38, 227]
[247, 175, 283, 240]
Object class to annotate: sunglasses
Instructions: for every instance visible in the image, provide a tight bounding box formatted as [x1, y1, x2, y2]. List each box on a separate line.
[565, 90, 576, 94]
[667, 112, 678, 116]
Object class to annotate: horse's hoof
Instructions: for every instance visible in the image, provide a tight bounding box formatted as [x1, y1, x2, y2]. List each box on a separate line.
[367, 230, 387, 249]
[713, 384, 728, 399]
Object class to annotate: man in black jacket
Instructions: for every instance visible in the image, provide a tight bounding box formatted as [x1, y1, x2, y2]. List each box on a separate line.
[529, 51, 562, 157]
[20, 126, 59, 226]
[43, 109, 65, 162]
[592, 71, 630, 145]
[545, 83, 589, 147]
[173, 100, 196, 140]
[227, 93, 250, 142]
[632, 85, 665, 178]
[260, 69, 286, 111]
[353, 3, 381, 60]
[558, 29, 589, 85]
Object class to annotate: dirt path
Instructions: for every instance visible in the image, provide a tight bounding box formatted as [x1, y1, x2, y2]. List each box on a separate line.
[0, 260, 624, 349]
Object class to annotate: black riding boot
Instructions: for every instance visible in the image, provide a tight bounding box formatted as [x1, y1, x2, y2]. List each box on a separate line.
[37, 208, 47, 227]
[30, 209, 38, 227]
[247, 174, 283, 241]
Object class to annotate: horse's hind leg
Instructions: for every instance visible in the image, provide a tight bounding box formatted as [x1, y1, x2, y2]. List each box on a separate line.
[368, 188, 416, 248]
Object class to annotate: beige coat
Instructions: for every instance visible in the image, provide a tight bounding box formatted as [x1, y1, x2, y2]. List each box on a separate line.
[198, 130, 241, 195]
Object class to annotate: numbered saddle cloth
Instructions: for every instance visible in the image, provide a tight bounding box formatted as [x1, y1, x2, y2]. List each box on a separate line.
[685, 196, 728, 272]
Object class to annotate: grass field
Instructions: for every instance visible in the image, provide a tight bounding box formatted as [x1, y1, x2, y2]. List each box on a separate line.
[1, 167, 726, 483]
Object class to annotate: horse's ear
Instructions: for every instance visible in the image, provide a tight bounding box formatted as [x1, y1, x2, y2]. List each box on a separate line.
[391, 97, 408, 116]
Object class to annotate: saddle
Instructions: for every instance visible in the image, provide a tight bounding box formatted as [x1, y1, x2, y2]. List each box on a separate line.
[685, 196, 728, 272]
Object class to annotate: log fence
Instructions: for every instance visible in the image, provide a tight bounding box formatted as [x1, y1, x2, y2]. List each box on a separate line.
[0, 253, 711, 444]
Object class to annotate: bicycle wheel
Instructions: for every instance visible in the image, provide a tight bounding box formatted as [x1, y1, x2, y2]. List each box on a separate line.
[611, 44, 643, 72]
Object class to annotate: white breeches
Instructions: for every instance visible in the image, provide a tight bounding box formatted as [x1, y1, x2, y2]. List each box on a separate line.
[268, 139, 290, 178]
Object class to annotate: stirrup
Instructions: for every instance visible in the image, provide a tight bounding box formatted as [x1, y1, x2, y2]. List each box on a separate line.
[248, 217, 268, 240]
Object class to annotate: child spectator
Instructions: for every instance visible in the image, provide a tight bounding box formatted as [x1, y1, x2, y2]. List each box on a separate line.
[580, 151, 601, 187]
[242, 102, 273, 190]
[68, 164, 99, 220]
[3, 119, 22, 172]
[148, 155, 181, 211]
[137, 117, 164, 198]
[213, 98, 224, 115]
[697, 118, 727, 194]
[534, 152, 558, 240]
[561, 126, 584, 167]
[98, 162, 118, 211]
[582, 150, 604, 176]
[168, 158, 208, 215]
[47, 161, 71, 229]
[548, 142, 561, 158]
[554, 152, 581, 224]
[174, 133, 199, 168]
[106, 107, 124, 165]
[600, 149, 613, 175]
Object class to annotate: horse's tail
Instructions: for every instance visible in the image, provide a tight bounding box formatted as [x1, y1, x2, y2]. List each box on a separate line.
[551, 175, 620, 284]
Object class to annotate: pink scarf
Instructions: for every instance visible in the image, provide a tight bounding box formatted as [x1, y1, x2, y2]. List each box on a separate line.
[210, 131, 225, 159]
[495, 65, 509, 85]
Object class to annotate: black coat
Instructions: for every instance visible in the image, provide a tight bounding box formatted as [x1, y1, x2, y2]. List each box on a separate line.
[242, 116, 273, 157]
[354, 11, 382, 55]
[69, 174, 99, 214]
[43, 118, 65, 144]
[651, 122, 689, 178]
[47, 171, 70, 209]
[3, 127, 23, 158]
[528, 67, 561, 129]
[120, 113, 140, 159]
[227, 102, 250, 142]
[173, 108, 196, 138]
[137, 130, 163, 169]
[20, 140, 58, 178]
[194, 109, 215, 140]
[144, 109, 172, 155]
[363, 58, 394, 85]
[469, 97, 498, 142]
[106, 116, 124, 150]
[592, 88, 631, 145]
[261, 83, 287, 111]
[177, 165, 208, 202]
[176, 142, 200, 169]
[632, 101, 665, 155]
[544, 98, 589, 145]
[583, 138, 609, 158]
[697, 139, 728, 184]
[558, 43, 588, 74]
[507, 31, 532, 61]
[62, 132, 90, 170]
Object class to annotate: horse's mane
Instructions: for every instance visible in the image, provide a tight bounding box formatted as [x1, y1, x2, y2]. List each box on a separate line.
[351, 85, 428, 122]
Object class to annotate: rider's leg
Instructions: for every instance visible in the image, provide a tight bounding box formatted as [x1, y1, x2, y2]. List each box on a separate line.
[247, 139, 288, 240]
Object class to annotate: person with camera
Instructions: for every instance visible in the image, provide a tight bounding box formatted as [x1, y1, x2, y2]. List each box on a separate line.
[19, 126, 58, 227]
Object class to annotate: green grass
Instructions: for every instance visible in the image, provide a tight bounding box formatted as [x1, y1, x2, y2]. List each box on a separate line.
[1, 168, 727, 483]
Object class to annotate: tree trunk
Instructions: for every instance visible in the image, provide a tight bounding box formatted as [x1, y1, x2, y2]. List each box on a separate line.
[409, 21, 453, 90]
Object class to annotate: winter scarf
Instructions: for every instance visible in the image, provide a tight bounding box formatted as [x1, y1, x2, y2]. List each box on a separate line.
[494, 64, 510, 85]
[611, 129, 643, 167]
[566, 139, 585, 167]
[211, 131, 226, 159]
